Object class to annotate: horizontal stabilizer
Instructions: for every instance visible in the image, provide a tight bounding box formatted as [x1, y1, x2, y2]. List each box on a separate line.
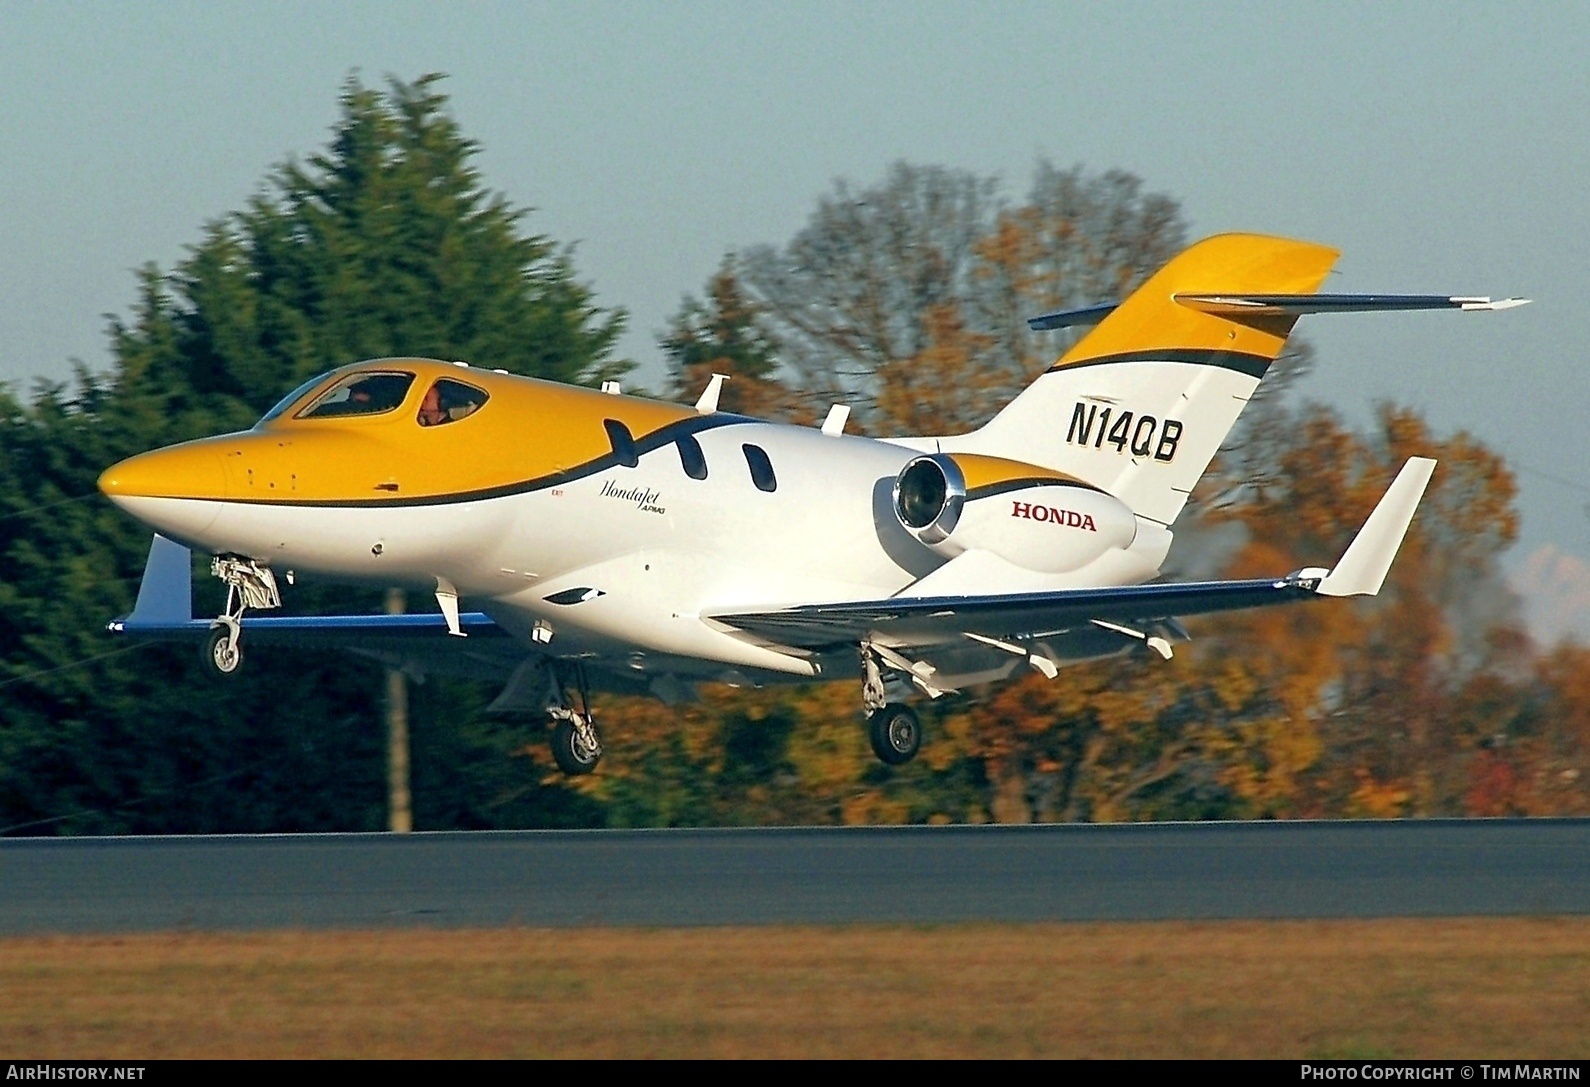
[1316, 457, 1437, 598]
[1025, 293, 1529, 332]
[1175, 293, 1531, 317]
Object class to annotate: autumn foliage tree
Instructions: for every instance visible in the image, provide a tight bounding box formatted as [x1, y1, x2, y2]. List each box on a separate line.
[733, 162, 1187, 434]
[632, 160, 1587, 825]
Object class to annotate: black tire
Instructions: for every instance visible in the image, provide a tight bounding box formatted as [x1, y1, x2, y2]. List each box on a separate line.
[204, 627, 242, 677]
[550, 718, 601, 775]
[868, 703, 922, 765]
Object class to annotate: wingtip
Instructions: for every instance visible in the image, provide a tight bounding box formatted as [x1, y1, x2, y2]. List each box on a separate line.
[1460, 297, 1532, 311]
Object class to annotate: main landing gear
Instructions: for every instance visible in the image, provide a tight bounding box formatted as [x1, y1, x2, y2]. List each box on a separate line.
[860, 643, 924, 766]
[548, 662, 602, 775]
[867, 703, 922, 765]
[203, 555, 281, 677]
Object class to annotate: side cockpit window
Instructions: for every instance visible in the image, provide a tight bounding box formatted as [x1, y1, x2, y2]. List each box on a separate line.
[418, 378, 489, 427]
[298, 372, 416, 419]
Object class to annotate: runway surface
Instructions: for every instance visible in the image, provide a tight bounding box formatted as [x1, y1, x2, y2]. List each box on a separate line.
[1, 819, 1586, 933]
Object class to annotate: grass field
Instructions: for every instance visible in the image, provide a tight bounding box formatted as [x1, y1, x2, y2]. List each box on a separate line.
[1, 918, 1587, 1058]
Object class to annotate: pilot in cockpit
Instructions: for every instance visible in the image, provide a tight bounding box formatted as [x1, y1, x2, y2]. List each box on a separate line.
[417, 384, 447, 427]
[418, 379, 488, 427]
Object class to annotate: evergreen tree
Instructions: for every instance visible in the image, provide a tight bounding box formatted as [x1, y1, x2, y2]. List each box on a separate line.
[0, 75, 620, 834]
[119, 73, 627, 429]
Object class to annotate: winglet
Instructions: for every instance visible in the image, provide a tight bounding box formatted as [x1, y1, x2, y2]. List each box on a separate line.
[122, 534, 194, 626]
[1315, 457, 1437, 598]
[1456, 297, 1532, 312]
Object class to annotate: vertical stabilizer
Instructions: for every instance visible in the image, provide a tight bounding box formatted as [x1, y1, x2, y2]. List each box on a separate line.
[943, 233, 1339, 525]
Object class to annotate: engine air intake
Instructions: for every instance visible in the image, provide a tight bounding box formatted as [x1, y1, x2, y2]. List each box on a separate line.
[893, 455, 965, 544]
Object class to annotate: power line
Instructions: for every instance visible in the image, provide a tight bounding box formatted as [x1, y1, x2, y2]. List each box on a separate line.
[0, 757, 277, 836]
[0, 491, 101, 523]
[1512, 462, 1590, 497]
[0, 642, 152, 691]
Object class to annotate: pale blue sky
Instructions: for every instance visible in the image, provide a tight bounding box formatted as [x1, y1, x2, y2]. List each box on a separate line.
[2, 2, 1587, 601]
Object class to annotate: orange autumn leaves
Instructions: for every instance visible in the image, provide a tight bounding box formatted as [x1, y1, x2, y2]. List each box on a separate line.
[624, 162, 1583, 825]
[939, 404, 1584, 823]
[580, 400, 1587, 825]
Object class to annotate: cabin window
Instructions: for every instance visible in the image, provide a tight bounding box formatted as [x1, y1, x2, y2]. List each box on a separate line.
[417, 378, 489, 427]
[257, 371, 334, 426]
[677, 434, 708, 480]
[604, 419, 639, 468]
[742, 443, 777, 492]
[298, 371, 416, 419]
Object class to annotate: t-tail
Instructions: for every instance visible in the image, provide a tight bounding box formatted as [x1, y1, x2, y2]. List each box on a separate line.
[939, 232, 1526, 527]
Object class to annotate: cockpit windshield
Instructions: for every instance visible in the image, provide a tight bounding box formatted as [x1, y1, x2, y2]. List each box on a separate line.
[417, 378, 489, 427]
[256, 371, 334, 427]
[297, 371, 417, 420]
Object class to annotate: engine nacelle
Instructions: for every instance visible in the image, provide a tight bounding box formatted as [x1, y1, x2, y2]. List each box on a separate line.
[892, 453, 1137, 573]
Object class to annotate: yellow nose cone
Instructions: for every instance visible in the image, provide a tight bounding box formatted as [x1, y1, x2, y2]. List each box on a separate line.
[99, 441, 229, 501]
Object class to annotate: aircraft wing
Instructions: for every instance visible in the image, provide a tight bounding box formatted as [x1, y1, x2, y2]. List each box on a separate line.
[710, 457, 1438, 656]
[108, 535, 519, 680]
[113, 608, 507, 640]
[708, 576, 1313, 649]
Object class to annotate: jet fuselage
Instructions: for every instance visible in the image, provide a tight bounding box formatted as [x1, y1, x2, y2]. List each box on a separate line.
[99, 359, 1150, 681]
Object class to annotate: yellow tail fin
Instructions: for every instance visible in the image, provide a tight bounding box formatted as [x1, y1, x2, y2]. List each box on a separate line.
[945, 233, 1339, 526]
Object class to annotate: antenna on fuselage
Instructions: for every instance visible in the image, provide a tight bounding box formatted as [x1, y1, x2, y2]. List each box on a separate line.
[695, 373, 730, 414]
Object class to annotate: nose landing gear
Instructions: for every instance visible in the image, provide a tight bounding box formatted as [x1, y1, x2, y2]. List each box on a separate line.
[202, 555, 281, 678]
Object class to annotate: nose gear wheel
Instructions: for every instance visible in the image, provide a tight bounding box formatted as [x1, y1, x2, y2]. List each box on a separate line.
[205, 626, 243, 675]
